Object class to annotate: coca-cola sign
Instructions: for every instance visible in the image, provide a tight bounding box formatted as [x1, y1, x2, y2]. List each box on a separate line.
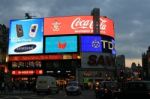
[71, 17, 106, 29]
[71, 17, 93, 29]
[44, 16, 114, 38]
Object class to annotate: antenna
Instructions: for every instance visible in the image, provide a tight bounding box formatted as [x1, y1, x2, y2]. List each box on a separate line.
[25, 13, 36, 19]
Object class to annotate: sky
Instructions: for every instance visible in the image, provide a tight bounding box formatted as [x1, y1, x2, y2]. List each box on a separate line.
[0, 0, 150, 67]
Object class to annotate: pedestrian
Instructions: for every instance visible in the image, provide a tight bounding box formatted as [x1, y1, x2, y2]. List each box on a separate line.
[1, 82, 5, 93]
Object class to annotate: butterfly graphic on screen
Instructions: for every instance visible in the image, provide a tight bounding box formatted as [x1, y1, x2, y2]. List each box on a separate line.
[58, 42, 66, 49]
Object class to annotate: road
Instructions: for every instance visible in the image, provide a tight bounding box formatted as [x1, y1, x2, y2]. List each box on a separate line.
[0, 90, 96, 99]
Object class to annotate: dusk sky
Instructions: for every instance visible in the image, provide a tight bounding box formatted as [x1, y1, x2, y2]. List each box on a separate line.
[0, 0, 150, 67]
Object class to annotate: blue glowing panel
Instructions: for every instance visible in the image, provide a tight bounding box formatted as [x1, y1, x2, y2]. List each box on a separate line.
[112, 39, 116, 54]
[8, 18, 43, 55]
[45, 36, 77, 53]
[81, 36, 102, 52]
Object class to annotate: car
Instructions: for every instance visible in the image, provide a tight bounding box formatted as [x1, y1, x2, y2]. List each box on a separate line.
[36, 76, 59, 94]
[119, 81, 150, 99]
[65, 81, 81, 95]
[95, 81, 121, 99]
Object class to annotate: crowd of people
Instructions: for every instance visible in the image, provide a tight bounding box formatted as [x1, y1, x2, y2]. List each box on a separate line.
[0, 80, 36, 93]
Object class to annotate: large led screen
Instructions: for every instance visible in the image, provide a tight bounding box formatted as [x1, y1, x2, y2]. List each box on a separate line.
[112, 39, 116, 54]
[8, 18, 43, 55]
[81, 36, 102, 52]
[81, 35, 116, 54]
[45, 36, 77, 53]
[101, 35, 116, 54]
[44, 16, 115, 38]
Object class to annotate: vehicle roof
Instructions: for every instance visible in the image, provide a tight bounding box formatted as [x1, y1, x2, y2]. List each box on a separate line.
[68, 81, 78, 83]
[37, 76, 55, 79]
[127, 80, 150, 83]
[101, 81, 118, 83]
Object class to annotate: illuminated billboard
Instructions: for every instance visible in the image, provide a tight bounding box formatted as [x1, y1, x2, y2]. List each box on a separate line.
[112, 40, 116, 54]
[45, 36, 77, 53]
[101, 36, 116, 54]
[81, 36, 102, 52]
[12, 69, 43, 75]
[8, 18, 43, 55]
[44, 16, 115, 38]
[81, 35, 116, 54]
[81, 53, 115, 68]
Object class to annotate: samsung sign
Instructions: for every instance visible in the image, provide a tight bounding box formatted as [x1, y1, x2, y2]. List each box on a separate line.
[81, 36, 116, 54]
[8, 18, 43, 55]
[14, 44, 36, 52]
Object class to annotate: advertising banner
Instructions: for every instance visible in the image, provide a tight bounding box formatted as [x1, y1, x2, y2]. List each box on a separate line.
[12, 69, 43, 75]
[45, 36, 77, 53]
[81, 36, 102, 52]
[44, 16, 114, 38]
[112, 39, 116, 54]
[81, 35, 116, 54]
[101, 36, 116, 54]
[81, 53, 115, 68]
[8, 18, 43, 55]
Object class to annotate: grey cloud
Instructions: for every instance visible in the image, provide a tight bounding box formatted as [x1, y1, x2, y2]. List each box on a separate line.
[0, 0, 150, 59]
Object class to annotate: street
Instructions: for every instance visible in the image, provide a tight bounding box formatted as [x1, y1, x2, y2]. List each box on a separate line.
[0, 90, 95, 99]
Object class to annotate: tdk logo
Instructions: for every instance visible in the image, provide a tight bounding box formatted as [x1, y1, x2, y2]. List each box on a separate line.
[14, 44, 36, 52]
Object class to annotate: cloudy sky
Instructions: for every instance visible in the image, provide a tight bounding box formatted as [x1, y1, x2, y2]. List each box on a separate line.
[0, 0, 150, 67]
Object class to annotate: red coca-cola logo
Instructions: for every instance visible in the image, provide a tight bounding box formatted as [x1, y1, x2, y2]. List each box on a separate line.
[44, 16, 114, 38]
[71, 17, 107, 30]
[71, 17, 93, 29]
[100, 18, 107, 31]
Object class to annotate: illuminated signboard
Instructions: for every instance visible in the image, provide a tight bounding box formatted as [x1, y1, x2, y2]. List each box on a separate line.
[101, 35, 116, 54]
[44, 16, 115, 38]
[81, 35, 116, 54]
[112, 40, 116, 54]
[8, 18, 43, 55]
[81, 36, 102, 52]
[12, 69, 43, 75]
[45, 36, 77, 53]
[81, 53, 115, 68]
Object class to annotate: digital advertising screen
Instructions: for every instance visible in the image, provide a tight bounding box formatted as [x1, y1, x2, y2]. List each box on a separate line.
[8, 18, 43, 55]
[81, 35, 116, 54]
[81, 36, 102, 52]
[81, 53, 115, 68]
[44, 16, 115, 38]
[112, 39, 116, 55]
[101, 35, 116, 54]
[45, 36, 77, 53]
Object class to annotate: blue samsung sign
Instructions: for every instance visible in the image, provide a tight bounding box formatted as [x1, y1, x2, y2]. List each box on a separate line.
[8, 18, 43, 55]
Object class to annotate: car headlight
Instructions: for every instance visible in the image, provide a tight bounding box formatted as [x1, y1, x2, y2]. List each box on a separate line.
[104, 88, 108, 93]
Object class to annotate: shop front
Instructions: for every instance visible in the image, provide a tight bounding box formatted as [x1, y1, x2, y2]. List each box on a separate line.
[8, 54, 81, 88]
[78, 68, 115, 89]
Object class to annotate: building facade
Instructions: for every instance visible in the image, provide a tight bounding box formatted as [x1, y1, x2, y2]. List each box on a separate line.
[7, 14, 116, 87]
[142, 46, 150, 80]
[0, 24, 9, 83]
[0, 24, 8, 64]
[115, 55, 125, 77]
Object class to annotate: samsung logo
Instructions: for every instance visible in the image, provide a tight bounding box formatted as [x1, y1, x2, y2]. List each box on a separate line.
[14, 44, 36, 52]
